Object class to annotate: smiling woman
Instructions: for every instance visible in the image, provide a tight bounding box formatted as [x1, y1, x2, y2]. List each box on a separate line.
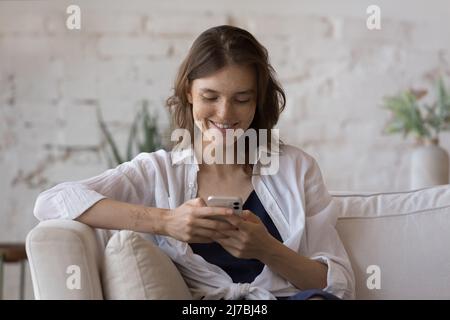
[166, 25, 285, 140]
[166, 26, 285, 177]
[33, 25, 355, 300]
[188, 65, 256, 137]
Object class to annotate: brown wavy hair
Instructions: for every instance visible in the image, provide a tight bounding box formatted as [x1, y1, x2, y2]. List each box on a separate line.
[166, 25, 286, 173]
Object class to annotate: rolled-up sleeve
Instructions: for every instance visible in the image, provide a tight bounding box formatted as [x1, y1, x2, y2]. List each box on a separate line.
[33, 153, 155, 221]
[301, 158, 355, 299]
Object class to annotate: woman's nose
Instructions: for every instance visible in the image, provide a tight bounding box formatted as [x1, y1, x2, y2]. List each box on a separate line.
[216, 99, 233, 119]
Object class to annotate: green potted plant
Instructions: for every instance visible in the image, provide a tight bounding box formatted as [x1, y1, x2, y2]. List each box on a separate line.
[97, 100, 165, 168]
[382, 77, 450, 188]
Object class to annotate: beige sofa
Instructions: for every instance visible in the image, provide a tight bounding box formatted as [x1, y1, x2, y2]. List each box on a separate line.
[26, 184, 450, 299]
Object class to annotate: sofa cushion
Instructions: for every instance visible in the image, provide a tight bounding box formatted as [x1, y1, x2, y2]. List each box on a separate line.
[333, 185, 450, 299]
[101, 230, 193, 299]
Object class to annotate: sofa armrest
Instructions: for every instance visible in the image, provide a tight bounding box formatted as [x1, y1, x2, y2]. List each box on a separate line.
[25, 220, 104, 299]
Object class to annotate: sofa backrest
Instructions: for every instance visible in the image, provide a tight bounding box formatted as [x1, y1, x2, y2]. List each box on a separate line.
[333, 185, 450, 299]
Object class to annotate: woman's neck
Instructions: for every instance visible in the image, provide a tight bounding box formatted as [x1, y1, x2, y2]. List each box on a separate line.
[199, 162, 245, 177]
[197, 140, 246, 177]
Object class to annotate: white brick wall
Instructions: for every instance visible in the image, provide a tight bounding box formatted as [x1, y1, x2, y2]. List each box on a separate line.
[1, 0, 450, 299]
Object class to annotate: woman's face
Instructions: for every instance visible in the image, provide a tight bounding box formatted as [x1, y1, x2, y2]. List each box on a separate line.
[187, 64, 257, 144]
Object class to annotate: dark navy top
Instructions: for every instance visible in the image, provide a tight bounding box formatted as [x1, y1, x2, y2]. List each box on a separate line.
[190, 190, 283, 283]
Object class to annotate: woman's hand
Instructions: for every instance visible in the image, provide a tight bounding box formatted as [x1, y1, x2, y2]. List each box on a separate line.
[163, 198, 235, 243]
[214, 210, 278, 260]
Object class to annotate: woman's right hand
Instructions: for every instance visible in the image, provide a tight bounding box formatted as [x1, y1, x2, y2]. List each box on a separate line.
[163, 198, 235, 243]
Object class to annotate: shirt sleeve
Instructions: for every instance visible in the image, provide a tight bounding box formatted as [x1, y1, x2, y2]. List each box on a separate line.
[300, 158, 356, 299]
[33, 153, 156, 221]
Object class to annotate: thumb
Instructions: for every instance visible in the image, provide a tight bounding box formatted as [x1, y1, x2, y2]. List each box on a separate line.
[242, 210, 260, 223]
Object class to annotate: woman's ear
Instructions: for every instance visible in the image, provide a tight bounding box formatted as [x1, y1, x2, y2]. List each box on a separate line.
[186, 85, 193, 104]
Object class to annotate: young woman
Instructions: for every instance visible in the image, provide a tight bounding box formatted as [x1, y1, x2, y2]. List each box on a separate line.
[34, 25, 355, 300]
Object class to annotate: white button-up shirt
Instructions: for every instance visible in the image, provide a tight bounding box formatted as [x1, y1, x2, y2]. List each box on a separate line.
[33, 143, 355, 299]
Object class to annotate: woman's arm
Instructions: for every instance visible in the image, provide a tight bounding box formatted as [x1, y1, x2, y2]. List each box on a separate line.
[75, 198, 168, 234]
[258, 238, 328, 290]
[214, 212, 328, 290]
[33, 154, 155, 221]
[76, 197, 234, 243]
[215, 155, 355, 298]
[33, 153, 234, 242]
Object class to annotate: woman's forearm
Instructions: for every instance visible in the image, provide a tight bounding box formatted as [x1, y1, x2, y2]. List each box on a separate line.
[259, 238, 328, 291]
[75, 198, 169, 235]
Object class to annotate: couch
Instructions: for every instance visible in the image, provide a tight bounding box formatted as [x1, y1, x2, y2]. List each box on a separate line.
[25, 184, 450, 299]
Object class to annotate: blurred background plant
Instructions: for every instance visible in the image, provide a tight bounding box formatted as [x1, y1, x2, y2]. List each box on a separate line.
[96, 100, 165, 167]
[382, 77, 450, 145]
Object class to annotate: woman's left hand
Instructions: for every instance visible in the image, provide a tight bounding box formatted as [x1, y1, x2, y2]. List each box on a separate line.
[213, 210, 276, 260]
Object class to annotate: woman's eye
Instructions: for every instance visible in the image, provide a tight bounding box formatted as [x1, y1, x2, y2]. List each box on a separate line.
[236, 99, 250, 104]
[202, 96, 218, 102]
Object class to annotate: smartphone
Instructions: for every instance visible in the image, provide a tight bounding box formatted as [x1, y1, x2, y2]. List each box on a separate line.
[206, 196, 243, 215]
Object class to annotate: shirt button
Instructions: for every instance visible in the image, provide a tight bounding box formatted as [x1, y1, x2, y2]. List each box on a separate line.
[188, 182, 194, 188]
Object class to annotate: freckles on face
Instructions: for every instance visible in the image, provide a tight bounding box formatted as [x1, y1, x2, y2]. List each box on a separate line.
[188, 64, 257, 133]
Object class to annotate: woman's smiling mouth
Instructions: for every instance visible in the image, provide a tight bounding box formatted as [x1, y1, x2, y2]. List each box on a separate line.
[208, 119, 239, 130]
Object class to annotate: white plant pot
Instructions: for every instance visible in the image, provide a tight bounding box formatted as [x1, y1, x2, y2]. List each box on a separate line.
[411, 141, 449, 189]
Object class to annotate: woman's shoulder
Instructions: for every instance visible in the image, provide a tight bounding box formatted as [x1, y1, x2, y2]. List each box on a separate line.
[132, 149, 171, 162]
[123, 149, 173, 172]
[279, 143, 318, 168]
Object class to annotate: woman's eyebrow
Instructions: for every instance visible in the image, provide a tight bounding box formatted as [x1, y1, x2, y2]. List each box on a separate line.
[199, 88, 255, 95]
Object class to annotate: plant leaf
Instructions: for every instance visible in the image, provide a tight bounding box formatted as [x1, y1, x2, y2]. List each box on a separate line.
[96, 107, 123, 166]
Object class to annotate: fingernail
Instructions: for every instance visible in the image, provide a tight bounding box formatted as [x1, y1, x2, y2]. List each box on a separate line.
[227, 209, 233, 214]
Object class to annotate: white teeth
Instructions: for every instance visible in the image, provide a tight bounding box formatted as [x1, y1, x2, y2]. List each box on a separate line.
[211, 121, 234, 129]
